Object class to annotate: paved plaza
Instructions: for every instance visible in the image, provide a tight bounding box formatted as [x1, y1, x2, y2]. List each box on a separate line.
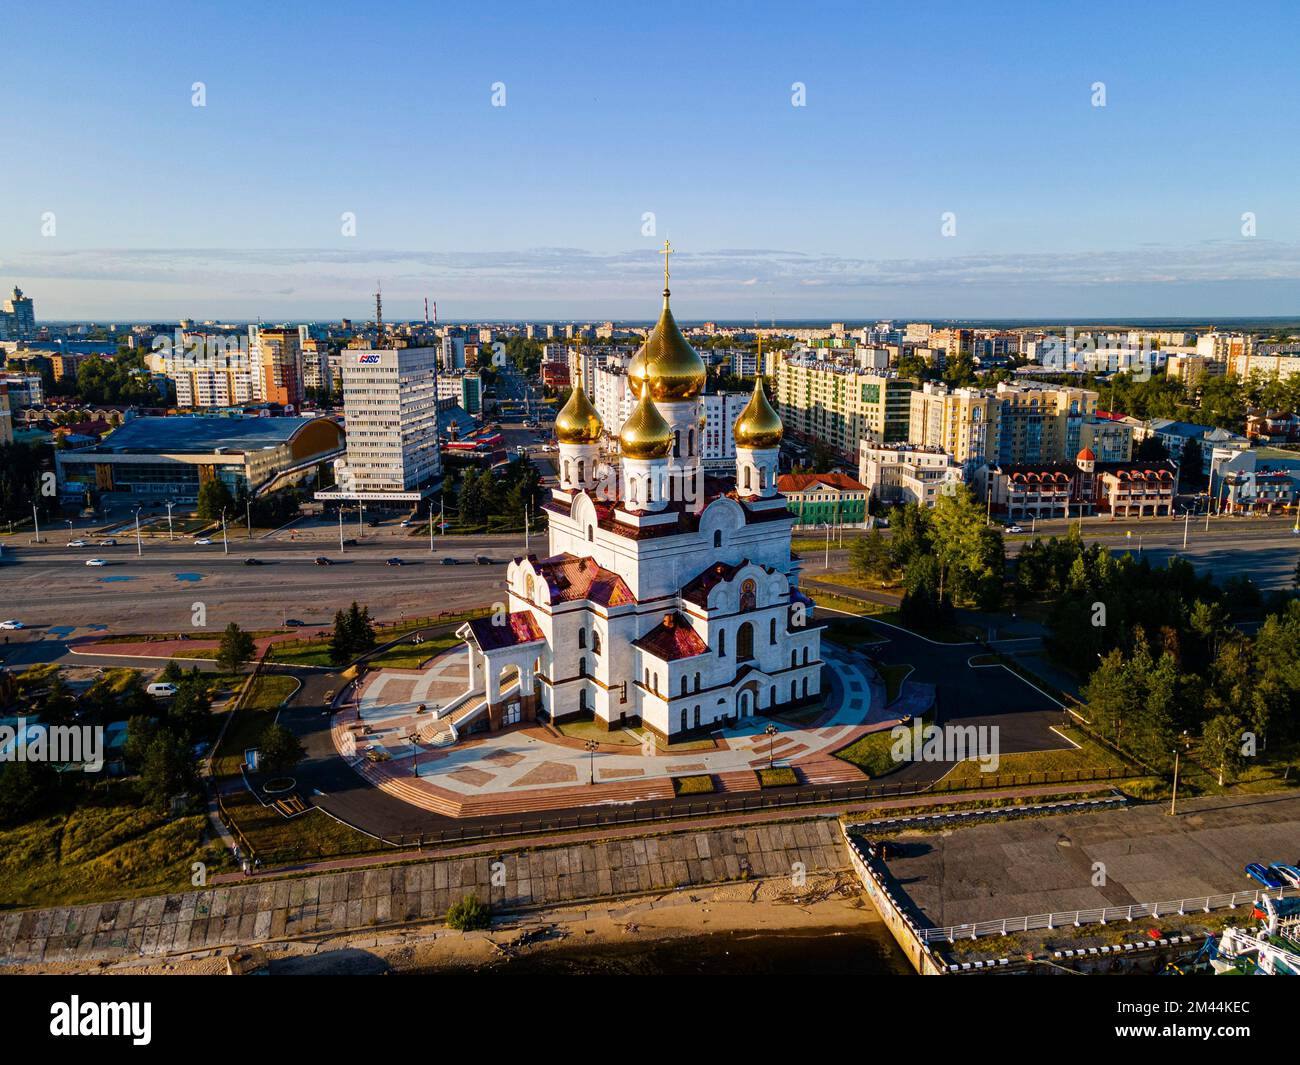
[332, 643, 898, 817]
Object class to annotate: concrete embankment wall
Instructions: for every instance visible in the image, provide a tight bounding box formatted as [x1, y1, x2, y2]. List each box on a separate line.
[1, 818, 849, 966]
[841, 824, 947, 976]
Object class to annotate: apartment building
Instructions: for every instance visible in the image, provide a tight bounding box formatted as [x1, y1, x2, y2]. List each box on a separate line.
[993, 381, 1098, 466]
[858, 441, 964, 508]
[773, 355, 913, 457]
[907, 382, 997, 468]
[249, 327, 305, 409]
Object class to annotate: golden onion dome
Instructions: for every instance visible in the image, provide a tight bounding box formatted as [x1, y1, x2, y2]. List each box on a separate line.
[618, 390, 673, 460]
[733, 375, 783, 449]
[555, 384, 603, 445]
[627, 289, 707, 401]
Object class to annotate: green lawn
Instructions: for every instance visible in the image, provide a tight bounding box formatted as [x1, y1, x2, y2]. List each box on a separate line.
[218, 789, 381, 866]
[211, 673, 300, 779]
[937, 725, 1135, 787]
[365, 631, 462, 670]
[0, 795, 230, 909]
[556, 717, 640, 746]
[834, 722, 912, 777]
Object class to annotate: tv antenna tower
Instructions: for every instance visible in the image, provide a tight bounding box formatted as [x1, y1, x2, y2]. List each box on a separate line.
[374, 281, 384, 345]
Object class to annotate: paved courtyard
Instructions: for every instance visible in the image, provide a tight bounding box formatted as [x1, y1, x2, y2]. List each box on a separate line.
[331, 643, 898, 817]
[876, 792, 1300, 929]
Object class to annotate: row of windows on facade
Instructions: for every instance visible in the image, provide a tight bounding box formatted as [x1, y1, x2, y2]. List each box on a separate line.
[572, 675, 812, 724]
[638, 640, 813, 695]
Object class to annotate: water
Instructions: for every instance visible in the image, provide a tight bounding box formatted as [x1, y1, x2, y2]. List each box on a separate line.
[412, 924, 914, 976]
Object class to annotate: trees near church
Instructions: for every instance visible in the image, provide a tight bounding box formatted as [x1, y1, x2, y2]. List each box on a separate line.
[329, 602, 376, 665]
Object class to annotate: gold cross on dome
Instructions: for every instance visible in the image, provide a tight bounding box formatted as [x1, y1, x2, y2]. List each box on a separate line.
[660, 240, 673, 287]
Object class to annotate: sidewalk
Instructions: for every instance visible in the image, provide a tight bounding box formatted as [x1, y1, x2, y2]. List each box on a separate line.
[211, 778, 1118, 884]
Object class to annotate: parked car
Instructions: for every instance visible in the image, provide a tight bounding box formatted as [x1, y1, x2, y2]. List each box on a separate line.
[475, 554, 493, 565]
[97, 538, 118, 547]
[440, 557, 460, 565]
[242, 557, 263, 566]
[284, 618, 305, 627]
[1007, 525, 1024, 534]
[385, 557, 404, 566]
[399, 519, 412, 527]
[1269, 863, 1300, 889]
[313, 556, 333, 566]
[146, 682, 178, 697]
[68, 538, 90, 547]
[0, 619, 24, 630]
[85, 558, 108, 567]
[194, 537, 213, 546]
[1246, 863, 1284, 888]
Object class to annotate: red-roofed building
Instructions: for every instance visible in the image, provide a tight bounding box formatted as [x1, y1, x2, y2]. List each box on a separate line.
[984, 450, 1177, 520]
[775, 472, 869, 526]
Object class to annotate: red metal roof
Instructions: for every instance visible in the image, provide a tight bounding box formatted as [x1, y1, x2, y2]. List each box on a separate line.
[633, 612, 710, 661]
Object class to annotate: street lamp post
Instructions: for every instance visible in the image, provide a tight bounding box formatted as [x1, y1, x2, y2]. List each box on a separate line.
[165, 501, 175, 541]
[428, 500, 435, 554]
[584, 739, 597, 785]
[31, 504, 40, 545]
[338, 507, 344, 554]
[221, 509, 229, 555]
[765, 724, 779, 769]
[134, 508, 142, 557]
[246, 498, 253, 541]
[66, 519, 73, 544]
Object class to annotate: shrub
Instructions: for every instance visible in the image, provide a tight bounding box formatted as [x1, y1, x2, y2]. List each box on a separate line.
[672, 774, 715, 796]
[446, 893, 491, 931]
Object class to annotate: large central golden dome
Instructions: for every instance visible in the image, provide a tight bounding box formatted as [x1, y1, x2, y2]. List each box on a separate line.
[555, 383, 602, 445]
[733, 374, 783, 449]
[628, 288, 707, 402]
[618, 390, 673, 460]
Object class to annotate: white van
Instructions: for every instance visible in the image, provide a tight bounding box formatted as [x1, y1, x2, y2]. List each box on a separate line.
[146, 682, 179, 697]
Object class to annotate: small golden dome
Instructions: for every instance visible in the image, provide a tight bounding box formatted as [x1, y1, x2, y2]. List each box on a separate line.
[627, 289, 707, 402]
[555, 384, 603, 445]
[733, 375, 783, 449]
[619, 390, 673, 460]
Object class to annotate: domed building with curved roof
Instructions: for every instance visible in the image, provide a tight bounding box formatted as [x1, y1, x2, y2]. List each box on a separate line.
[458, 246, 821, 743]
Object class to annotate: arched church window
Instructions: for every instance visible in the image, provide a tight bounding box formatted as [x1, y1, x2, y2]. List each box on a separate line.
[694, 672, 701, 691]
[791, 650, 797, 669]
[592, 630, 601, 655]
[737, 621, 754, 661]
[579, 657, 588, 677]
[564, 460, 571, 483]
[587, 524, 594, 542]
[674, 430, 681, 458]
[577, 459, 585, 482]
[770, 617, 777, 643]
[740, 579, 756, 612]
[718, 628, 727, 657]
[579, 688, 588, 713]
[525, 575, 535, 601]
[743, 466, 752, 491]
[713, 530, 722, 549]
[688, 428, 695, 455]
[802, 647, 809, 665]
[578, 628, 586, 649]
[680, 676, 687, 696]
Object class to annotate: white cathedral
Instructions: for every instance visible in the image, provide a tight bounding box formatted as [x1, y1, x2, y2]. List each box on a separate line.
[458, 264, 822, 743]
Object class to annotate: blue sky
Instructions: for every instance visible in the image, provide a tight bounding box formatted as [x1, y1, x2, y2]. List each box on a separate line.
[5, 0, 1300, 320]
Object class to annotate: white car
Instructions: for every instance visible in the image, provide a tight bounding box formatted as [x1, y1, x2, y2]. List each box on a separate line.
[0, 619, 24, 630]
[146, 682, 179, 697]
[68, 538, 91, 547]
[97, 538, 118, 547]
[1007, 525, 1024, 534]
[85, 558, 108, 567]
[193, 537, 213, 546]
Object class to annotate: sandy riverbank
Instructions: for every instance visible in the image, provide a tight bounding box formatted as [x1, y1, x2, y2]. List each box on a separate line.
[1, 874, 912, 976]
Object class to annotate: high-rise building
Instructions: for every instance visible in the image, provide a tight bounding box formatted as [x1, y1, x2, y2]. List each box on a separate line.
[907, 382, 997, 468]
[0, 382, 13, 445]
[326, 346, 442, 500]
[773, 355, 913, 456]
[250, 327, 304, 409]
[0, 287, 36, 340]
[993, 381, 1097, 466]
